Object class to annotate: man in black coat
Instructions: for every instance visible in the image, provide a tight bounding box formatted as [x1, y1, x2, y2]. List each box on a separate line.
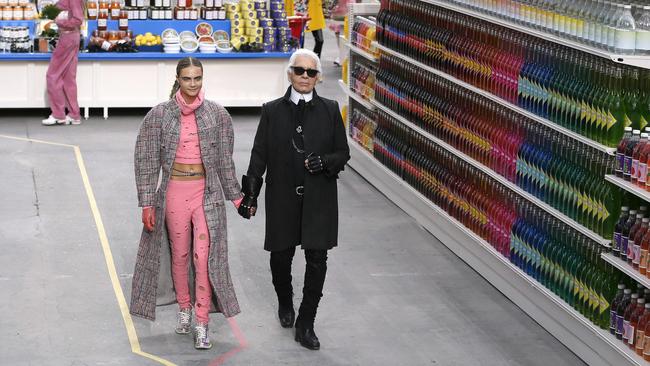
[239, 48, 350, 350]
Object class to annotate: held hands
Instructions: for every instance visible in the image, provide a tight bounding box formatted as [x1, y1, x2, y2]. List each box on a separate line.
[305, 154, 328, 174]
[237, 195, 257, 219]
[237, 175, 263, 220]
[142, 207, 155, 232]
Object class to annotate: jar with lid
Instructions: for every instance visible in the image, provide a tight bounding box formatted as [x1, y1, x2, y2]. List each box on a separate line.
[162, 0, 170, 7]
[87, 1, 98, 19]
[2, 6, 12, 20]
[23, 3, 33, 19]
[0, 0, 7, 7]
[107, 30, 119, 42]
[177, 0, 191, 8]
[150, 0, 161, 6]
[136, 0, 146, 7]
[139, 8, 147, 19]
[174, 6, 184, 20]
[17, 0, 27, 5]
[110, 0, 120, 19]
[7, 0, 17, 6]
[97, 10, 108, 30]
[118, 9, 128, 30]
[164, 8, 172, 19]
[12, 5, 23, 20]
[151, 7, 160, 19]
[99, 0, 109, 16]
[189, 7, 198, 20]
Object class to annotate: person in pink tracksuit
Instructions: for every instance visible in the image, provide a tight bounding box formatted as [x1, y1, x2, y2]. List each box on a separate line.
[42, 0, 83, 126]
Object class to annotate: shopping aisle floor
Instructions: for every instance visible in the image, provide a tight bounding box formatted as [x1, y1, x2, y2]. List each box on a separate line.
[0, 37, 585, 366]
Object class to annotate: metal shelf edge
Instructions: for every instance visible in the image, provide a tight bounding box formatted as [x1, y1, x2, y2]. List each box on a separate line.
[420, 0, 650, 70]
[374, 42, 617, 155]
[338, 79, 376, 111]
[602, 253, 650, 290]
[605, 175, 650, 203]
[347, 138, 642, 366]
[371, 98, 611, 246]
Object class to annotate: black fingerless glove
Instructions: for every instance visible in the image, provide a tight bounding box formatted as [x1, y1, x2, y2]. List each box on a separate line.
[306, 154, 328, 174]
[238, 175, 263, 219]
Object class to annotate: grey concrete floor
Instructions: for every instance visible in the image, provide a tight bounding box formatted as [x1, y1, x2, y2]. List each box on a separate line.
[0, 31, 586, 366]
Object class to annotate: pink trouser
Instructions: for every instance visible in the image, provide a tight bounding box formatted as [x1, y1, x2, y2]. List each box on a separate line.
[165, 178, 212, 324]
[46, 31, 80, 120]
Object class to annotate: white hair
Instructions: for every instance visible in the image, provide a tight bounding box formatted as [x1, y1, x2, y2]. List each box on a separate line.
[286, 48, 322, 75]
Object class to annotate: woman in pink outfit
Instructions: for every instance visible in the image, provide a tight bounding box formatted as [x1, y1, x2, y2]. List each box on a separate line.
[42, 0, 83, 126]
[131, 57, 243, 350]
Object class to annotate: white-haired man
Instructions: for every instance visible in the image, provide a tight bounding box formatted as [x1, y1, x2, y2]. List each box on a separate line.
[239, 49, 350, 350]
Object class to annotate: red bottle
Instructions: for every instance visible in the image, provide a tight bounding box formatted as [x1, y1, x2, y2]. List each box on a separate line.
[636, 302, 650, 355]
[632, 133, 649, 185]
[630, 298, 647, 349]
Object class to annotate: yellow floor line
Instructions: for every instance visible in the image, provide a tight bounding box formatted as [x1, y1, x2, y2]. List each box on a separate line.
[1, 135, 176, 366]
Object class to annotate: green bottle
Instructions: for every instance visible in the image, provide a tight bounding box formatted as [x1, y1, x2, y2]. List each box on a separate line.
[606, 65, 628, 147]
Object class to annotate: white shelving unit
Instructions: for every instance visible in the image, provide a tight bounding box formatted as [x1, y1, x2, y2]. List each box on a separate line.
[347, 137, 643, 366]
[422, 0, 650, 70]
[341, 2, 642, 365]
[371, 98, 611, 247]
[344, 40, 378, 62]
[602, 253, 650, 290]
[605, 175, 650, 203]
[338, 79, 375, 111]
[374, 42, 617, 155]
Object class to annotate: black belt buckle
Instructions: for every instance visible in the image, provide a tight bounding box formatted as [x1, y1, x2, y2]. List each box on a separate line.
[295, 186, 304, 196]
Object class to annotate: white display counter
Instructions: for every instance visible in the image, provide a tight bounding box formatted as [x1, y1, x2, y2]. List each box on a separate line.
[0, 52, 292, 118]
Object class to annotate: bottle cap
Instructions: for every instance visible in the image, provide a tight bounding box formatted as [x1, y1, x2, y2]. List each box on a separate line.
[619, 284, 627, 289]
[622, 207, 630, 210]
[634, 130, 641, 134]
[643, 133, 649, 138]
[640, 298, 646, 303]
[632, 293, 639, 299]
[645, 303, 650, 309]
[630, 210, 638, 215]
[643, 218, 650, 222]
[638, 213, 644, 218]
[626, 127, 633, 131]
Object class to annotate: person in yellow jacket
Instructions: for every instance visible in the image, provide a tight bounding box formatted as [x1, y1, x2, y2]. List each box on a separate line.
[285, 0, 326, 58]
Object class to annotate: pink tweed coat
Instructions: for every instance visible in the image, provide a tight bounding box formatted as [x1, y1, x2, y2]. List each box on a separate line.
[130, 98, 242, 321]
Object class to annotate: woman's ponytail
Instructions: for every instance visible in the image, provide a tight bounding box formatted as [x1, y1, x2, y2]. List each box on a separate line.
[170, 79, 180, 99]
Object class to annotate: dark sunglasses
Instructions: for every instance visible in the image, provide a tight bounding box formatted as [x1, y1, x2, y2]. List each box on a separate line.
[291, 66, 319, 78]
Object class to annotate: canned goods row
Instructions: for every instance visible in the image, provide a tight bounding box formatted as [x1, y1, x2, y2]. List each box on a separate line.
[0, 35, 31, 53]
[2, 5, 34, 20]
[0, 0, 31, 7]
[0, 25, 28, 39]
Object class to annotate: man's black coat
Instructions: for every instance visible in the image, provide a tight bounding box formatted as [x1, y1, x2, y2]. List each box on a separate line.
[247, 87, 350, 251]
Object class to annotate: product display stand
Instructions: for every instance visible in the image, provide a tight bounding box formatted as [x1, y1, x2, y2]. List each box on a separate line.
[340, 2, 650, 365]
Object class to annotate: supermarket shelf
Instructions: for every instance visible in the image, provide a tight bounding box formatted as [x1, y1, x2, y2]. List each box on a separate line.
[421, 0, 650, 70]
[354, 15, 377, 26]
[371, 98, 611, 246]
[602, 253, 650, 290]
[344, 40, 378, 62]
[375, 42, 617, 155]
[347, 138, 642, 366]
[349, 1, 381, 16]
[339, 79, 376, 111]
[605, 175, 650, 203]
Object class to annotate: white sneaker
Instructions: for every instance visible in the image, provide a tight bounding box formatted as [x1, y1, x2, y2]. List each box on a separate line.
[194, 323, 212, 350]
[42, 115, 69, 126]
[175, 308, 192, 335]
[66, 115, 82, 125]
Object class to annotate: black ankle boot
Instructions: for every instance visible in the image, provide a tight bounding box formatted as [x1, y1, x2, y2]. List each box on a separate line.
[278, 304, 295, 328]
[295, 325, 320, 350]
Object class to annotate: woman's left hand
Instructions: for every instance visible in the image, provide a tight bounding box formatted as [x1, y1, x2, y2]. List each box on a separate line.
[232, 197, 243, 209]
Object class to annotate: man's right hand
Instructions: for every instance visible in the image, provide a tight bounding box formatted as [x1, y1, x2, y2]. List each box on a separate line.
[142, 207, 155, 232]
[237, 195, 257, 219]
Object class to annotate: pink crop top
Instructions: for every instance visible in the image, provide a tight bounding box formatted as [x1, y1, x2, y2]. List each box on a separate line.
[174, 90, 203, 165]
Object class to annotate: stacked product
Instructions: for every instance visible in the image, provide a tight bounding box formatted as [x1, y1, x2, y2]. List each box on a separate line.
[1, 0, 35, 20]
[376, 0, 650, 148]
[374, 53, 623, 239]
[269, 0, 291, 52]
[349, 107, 376, 153]
[0, 25, 30, 52]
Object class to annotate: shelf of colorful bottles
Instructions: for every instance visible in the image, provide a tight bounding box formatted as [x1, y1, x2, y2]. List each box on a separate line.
[350, 30, 378, 58]
[371, 97, 612, 247]
[347, 137, 642, 366]
[420, 0, 650, 70]
[606, 175, 650, 204]
[602, 253, 650, 291]
[344, 39, 378, 62]
[374, 42, 617, 155]
[338, 79, 375, 111]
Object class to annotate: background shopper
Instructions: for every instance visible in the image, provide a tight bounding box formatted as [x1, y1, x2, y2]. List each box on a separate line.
[130, 57, 243, 350]
[239, 49, 350, 350]
[42, 0, 83, 126]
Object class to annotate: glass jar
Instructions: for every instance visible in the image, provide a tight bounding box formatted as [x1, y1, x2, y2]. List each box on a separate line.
[87, 1, 98, 19]
[164, 8, 172, 19]
[17, 0, 26, 5]
[2, 6, 12, 20]
[12, 5, 23, 20]
[118, 9, 128, 30]
[162, 0, 170, 7]
[110, 0, 121, 19]
[136, 0, 146, 7]
[7, 0, 17, 6]
[189, 7, 197, 20]
[174, 6, 184, 19]
[177, 0, 191, 8]
[0, 0, 7, 7]
[107, 30, 119, 42]
[151, 0, 161, 7]
[139, 8, 147, 19]
[97, 10, 108, 30]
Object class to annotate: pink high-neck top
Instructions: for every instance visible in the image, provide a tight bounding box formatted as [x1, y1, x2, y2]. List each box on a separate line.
[174, 89, 204, 164]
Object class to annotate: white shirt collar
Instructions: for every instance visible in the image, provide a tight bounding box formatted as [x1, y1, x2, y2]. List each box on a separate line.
[290, 87, 313, 105]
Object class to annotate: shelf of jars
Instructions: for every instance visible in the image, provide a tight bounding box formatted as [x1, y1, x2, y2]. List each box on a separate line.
[370, 97, 612, 247]
[602, 252, 650, 291]
[373, 42, 617, 155]
[419, 0, 650, 70]
[338, 79, 374, 111]
[346, 135, 642, 366]
[607, 175, 650, 204]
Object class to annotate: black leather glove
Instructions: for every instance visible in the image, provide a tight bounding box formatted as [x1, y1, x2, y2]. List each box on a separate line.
[238, 175, 263, 219]
[305, 154, 328, 174]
